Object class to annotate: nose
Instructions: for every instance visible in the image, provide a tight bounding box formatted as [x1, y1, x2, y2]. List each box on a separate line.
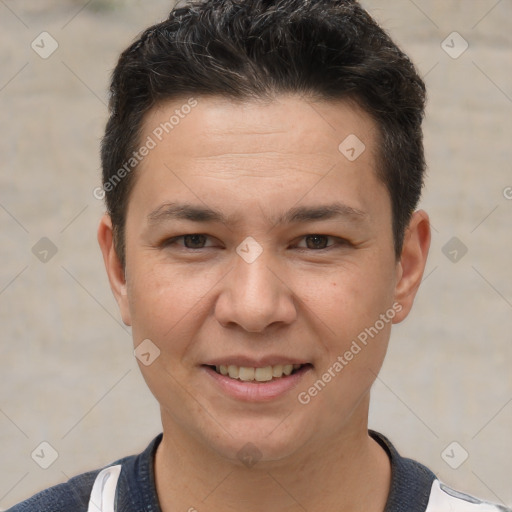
[214, 248, 297, 332]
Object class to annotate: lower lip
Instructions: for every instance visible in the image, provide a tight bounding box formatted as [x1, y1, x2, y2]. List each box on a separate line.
[202, 365, 313, 402]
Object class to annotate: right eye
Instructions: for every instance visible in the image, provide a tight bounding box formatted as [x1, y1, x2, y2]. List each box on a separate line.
[163, 234, 215, 249]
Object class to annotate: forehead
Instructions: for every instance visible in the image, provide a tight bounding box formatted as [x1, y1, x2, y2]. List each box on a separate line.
[128, 94, 387, 226]
[141, 94, 377, 166]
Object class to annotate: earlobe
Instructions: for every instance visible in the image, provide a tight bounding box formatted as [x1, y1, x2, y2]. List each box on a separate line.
[97, 214, 132, 326]
[392, 210, 431, 324]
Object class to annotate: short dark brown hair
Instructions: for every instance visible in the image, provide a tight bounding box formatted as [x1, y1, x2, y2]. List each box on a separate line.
[101, 0, 426, 267]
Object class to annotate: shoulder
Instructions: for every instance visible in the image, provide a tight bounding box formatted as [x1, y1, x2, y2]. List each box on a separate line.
[5, 448, 148, 512]
[6, 469, 99, 512]
[369, 430, 511, 512]
[425, 480, 512, 512]
[6, 435, 163, 512]
[7, 460, 135, 512]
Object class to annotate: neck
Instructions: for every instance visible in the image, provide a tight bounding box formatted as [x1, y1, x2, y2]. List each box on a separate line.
[154, 402, 391, 512]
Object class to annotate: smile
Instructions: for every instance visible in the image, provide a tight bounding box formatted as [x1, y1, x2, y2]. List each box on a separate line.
[202, 361, 313, 401]
[212, 363, 305, 382]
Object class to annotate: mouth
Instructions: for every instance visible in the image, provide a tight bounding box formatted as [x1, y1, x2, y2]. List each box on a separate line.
[201, 359, 313, 401]
[205, 363, 310, 382]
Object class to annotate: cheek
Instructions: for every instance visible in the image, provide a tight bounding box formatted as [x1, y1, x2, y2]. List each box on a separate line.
[126, 260, 211, 345]
[300, 261, 395, 341]
[303, 272, 393, 420]
[299, 257, 395, 400]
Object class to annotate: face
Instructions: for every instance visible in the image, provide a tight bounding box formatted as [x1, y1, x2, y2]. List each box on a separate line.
[99, 94, 429, 464]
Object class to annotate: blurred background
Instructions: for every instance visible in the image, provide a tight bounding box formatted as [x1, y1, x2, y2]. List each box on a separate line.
[0, 0, 511, 509]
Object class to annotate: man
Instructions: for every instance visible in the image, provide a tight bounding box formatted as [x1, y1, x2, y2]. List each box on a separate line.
[8, 0, 511, 511]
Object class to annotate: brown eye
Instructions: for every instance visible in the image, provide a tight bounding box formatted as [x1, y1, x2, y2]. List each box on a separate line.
[163, 234, 213, 249]
[303, 235, 331, 249]
[182, 234, 208, 249]
[294, 235, 351, 251]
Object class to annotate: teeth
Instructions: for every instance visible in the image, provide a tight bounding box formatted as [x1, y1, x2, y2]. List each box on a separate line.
[239, 367, 255, 381]
[272, 364, 283, 377]
[214, 363, 304, 381]
[254, 367, 273, 381]
[228, 365, 239, 379]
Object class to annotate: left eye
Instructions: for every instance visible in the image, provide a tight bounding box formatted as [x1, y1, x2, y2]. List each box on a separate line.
[166, 234, 214, 249]
[295, 235, 338, 250]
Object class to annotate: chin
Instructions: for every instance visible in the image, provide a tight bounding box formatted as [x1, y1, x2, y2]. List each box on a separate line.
[198, 414, 312, 467]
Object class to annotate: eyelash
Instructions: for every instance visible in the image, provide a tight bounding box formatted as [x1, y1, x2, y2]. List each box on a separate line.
[161, 234, 350, 251]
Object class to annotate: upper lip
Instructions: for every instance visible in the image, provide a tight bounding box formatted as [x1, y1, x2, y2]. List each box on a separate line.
[203, 356, 311, 368]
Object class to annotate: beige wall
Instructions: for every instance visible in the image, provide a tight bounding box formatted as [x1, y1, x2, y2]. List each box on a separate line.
[0, 0, 511, 509]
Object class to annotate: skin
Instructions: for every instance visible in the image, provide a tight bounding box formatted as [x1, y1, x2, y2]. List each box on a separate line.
[98, 94, 430, 512]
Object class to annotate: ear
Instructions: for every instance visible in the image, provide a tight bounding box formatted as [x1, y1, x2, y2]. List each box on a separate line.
[392, 209, 431, 323]
[97, 214, 132, 326]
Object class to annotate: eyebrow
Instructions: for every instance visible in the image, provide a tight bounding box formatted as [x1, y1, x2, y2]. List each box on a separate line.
[147, 201, 368, 227]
